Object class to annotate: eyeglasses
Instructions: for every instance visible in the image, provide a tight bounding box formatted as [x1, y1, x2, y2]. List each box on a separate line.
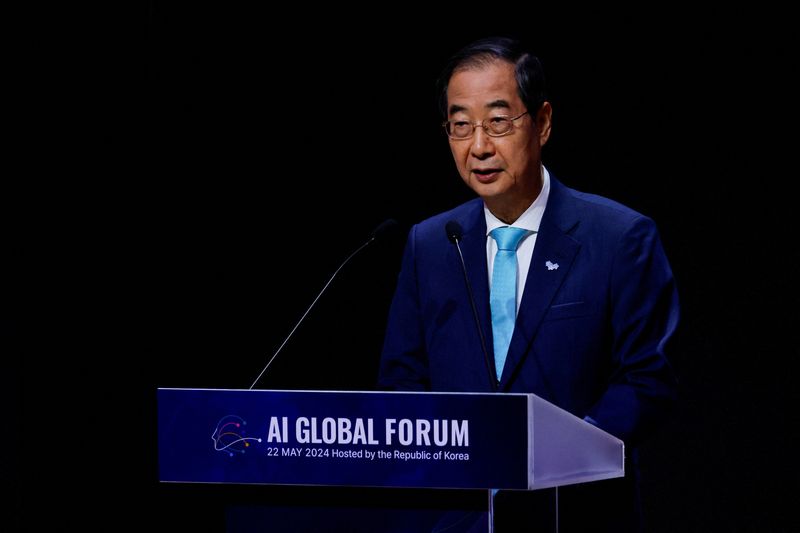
[442, 111, 529, 140]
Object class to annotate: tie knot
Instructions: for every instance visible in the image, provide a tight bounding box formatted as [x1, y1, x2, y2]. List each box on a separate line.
[490, 226, 530, 251]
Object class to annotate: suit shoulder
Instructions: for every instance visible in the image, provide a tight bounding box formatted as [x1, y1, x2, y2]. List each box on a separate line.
[412, 198, 483, 241]
[563, 186, 656, 233]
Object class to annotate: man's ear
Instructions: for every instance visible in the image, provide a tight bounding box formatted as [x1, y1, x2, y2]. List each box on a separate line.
[536, 101, 552, 146]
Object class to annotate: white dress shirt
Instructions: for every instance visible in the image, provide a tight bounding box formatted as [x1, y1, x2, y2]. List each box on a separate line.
[484, 166, 551, 312]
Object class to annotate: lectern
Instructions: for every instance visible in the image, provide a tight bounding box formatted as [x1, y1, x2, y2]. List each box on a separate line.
[158, 388, 624, 532]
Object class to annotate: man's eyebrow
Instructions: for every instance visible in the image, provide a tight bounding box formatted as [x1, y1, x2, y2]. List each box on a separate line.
[448, 104, 467, 116]
[486, 99, 511, 109]
[449, 100, 511, 116]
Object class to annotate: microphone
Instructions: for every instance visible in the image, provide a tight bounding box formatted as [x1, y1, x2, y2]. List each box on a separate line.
[445, 220, 497, 391]
[370, 218, 398, 241]
[249, 219, 399, 389]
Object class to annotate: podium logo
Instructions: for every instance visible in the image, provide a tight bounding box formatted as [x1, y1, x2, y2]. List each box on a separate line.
[211, 415, 262, 457]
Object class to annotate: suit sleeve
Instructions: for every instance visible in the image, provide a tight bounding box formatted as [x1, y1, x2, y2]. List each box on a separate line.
[377, 225, 430, 391]
[585, 216, 679, 445]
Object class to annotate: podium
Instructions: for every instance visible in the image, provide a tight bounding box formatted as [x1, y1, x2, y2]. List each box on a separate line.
[158, 388, 624, 532]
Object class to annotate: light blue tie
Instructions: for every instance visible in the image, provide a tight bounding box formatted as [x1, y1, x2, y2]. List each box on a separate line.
[489, 226, 530, 381]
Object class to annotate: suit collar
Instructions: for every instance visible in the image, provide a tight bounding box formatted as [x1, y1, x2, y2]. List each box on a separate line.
[538, 173, 580, 235]
[498, 175, 582, 390]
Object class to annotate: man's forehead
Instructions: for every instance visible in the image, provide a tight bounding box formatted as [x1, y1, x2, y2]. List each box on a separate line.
[448, 61, 515, 92]
[447, 66, 519, 114]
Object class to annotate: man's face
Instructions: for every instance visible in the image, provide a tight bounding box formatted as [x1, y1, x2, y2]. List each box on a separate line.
[445, 60, 551, 204]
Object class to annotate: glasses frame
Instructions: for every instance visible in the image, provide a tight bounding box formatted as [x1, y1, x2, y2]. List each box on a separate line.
[442, 110, 530, 140]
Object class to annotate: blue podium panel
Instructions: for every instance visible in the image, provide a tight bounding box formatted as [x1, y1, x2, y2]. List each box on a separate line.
[158, 388, 531, 490]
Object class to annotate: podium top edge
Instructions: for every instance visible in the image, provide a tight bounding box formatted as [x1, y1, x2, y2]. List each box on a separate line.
[156, 387, 531, 398]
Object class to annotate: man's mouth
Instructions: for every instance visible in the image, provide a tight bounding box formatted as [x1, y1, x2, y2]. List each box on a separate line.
[472, 168, 502, 182]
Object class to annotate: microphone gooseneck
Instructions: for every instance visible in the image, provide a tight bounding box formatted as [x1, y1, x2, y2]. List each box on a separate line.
[445, 220, 497, 391]
[248, 219, 398, 390]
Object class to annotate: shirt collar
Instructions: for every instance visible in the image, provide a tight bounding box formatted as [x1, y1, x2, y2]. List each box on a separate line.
[484, 166, 551, 236]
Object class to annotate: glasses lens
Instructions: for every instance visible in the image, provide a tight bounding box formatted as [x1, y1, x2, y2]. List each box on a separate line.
[448, 121, 473, 139]
[488, 117, 513, 136]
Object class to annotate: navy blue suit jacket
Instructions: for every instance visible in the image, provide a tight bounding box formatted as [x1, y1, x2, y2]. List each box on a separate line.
[379, 175, 678, 447]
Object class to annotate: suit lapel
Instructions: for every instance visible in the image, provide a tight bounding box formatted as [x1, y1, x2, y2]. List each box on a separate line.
[498, 179, 581, 390]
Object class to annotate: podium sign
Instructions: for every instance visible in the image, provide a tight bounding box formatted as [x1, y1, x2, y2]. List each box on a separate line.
[158, 388, 623, 490]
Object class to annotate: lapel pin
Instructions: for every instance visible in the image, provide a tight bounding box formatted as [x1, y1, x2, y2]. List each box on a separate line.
[545, 260, 559, 271]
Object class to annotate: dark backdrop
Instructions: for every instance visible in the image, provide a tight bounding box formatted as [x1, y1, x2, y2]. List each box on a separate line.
[10, 5, 796, 532]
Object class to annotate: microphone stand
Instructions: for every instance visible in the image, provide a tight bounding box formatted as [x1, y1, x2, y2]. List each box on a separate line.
[249, 220, 397, 389]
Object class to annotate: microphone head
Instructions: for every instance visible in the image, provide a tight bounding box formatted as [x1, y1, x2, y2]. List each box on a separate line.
[445, 220, 463, 244]
[370, 219, 399, 241]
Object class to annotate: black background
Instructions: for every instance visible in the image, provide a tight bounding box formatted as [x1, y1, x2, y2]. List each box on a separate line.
[7, 5, 797, 532]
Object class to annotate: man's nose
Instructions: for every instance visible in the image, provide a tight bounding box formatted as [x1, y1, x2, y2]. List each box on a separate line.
[469, 127, 496, 160]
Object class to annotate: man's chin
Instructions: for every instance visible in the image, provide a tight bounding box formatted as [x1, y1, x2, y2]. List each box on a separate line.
[470, 182, 508, 201]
